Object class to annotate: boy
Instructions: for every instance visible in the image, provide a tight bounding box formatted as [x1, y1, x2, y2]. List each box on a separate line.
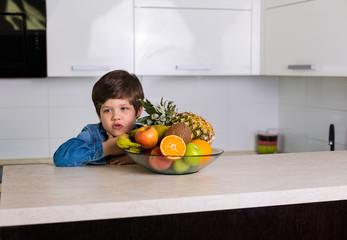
[53, 70, 144, 167]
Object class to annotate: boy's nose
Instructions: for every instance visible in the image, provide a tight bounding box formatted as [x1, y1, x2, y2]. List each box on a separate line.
[112, 115, 120, 121]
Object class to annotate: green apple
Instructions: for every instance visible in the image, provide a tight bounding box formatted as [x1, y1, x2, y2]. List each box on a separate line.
[172, 159, 190, 174]
[184, 143, 202, 166]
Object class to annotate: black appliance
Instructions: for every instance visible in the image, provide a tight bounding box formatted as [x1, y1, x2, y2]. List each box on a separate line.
[0, 0, 46, 78]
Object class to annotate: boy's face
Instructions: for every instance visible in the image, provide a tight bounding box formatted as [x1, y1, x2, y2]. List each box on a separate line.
[99, 98, 142, 137]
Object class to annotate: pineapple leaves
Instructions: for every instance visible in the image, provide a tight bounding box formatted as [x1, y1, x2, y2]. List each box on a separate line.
[136, 97, 177, 126]
[136, 116, 150, 124]
[138, 99, 157, 115]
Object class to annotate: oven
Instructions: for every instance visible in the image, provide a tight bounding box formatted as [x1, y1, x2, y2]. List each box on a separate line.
[0, 0, 46, 78]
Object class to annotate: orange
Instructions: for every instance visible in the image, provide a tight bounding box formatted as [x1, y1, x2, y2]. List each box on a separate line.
[160, 135, 186, 161]
[192, 139, 213, 165]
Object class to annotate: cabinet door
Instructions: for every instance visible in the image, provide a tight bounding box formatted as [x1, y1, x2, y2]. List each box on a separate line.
[263, 0, 347, 76]
[134, 8, 252, 76]
[47, 0, 133, 77]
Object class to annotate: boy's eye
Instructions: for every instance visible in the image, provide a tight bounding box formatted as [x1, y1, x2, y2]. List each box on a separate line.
[103, 109, 112, 113]
[121, 107, 128, 110]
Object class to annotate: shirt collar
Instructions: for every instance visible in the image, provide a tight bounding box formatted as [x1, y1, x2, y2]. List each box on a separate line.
[99, 122, 107, 135]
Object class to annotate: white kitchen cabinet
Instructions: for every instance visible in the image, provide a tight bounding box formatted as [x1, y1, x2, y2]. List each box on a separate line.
[46, 0, 133, 77]
[262, 0, 347, 76]
[134, 0, 261, 76]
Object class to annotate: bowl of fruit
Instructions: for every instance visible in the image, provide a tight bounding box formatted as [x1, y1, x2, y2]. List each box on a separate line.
[125, 145, 223, 175]
[117, 98, 224, 175]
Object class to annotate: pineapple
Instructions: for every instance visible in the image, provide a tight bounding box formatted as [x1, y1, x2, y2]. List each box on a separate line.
[137, 98, 215, 144]
[172, 112, 215, 144]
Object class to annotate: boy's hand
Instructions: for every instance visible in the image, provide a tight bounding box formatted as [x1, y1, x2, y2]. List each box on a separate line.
[107, 154, 135, 165]
[102, 132, 125, 157]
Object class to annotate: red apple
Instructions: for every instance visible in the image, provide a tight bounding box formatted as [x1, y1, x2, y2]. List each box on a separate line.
[142, 148, 153, 167]
[149, 147, 172, 171]
[143, 149, 153, 154]
[135, 126, 158, 149]
[150, 146, 161, 155]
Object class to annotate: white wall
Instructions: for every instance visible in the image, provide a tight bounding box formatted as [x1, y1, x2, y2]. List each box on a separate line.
[140, 75, 279, 152]
[0, 75, 278, 160]
[279, 76, 347, 152]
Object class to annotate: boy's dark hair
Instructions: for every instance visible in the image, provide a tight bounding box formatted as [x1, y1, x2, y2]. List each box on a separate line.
[92, 70, 144, 116]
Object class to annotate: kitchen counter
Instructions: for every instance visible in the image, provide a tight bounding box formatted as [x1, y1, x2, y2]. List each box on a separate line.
[1, 150, 347, 227]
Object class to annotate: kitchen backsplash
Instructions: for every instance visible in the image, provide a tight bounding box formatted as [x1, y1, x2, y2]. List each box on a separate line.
[1, 75, 346, 160]
[279, 76, 347, 152]
[0, 75, 278, 159]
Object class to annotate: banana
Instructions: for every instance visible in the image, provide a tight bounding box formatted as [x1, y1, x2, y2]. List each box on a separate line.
[117, 134, 141, 149]
[129, 146, 142, 153]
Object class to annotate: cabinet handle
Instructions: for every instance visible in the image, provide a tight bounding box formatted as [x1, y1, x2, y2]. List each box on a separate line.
[287, 64, 316, 70]
[176, 65, 211, 71]
[71, 65, 111, 71]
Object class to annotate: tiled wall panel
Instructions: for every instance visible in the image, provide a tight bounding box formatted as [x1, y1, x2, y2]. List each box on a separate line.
[279, 77, 347, 152]
[0, 75, 279, 159]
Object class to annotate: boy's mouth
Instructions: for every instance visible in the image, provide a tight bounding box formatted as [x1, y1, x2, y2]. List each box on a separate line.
[113, 124, 123, 129]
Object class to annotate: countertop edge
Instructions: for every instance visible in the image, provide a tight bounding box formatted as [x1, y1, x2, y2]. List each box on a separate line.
[2, 185, 347, 227]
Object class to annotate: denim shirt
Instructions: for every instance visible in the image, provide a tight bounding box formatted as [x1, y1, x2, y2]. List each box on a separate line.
[53, 123, 143, 167]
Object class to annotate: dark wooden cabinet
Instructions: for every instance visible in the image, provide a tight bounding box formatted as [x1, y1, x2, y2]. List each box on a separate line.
[2, 200, 347, 240]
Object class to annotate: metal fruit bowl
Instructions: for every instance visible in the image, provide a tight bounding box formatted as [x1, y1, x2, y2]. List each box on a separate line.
[125, 148, 224, 175]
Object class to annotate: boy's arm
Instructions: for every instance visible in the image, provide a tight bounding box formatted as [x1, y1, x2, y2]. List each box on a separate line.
[54, 126, 119, 167]
[54, 130, 126, 167]
[53, 138, 104, 167]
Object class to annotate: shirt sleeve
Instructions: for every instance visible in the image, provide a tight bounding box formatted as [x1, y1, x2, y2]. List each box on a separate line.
[53, 127, 104, 167]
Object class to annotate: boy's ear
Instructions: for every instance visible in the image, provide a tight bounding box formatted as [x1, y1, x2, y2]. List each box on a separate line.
[136, 106, 143, 118]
